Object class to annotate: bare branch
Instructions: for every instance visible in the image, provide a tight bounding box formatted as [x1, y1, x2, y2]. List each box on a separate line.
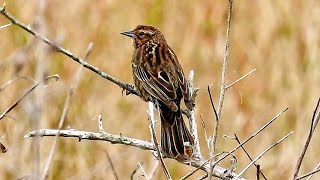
[207, 85, 219, 156]
[147, 102, 171, 179]
[180, 152, 224, 180]
[226, 69, 256, 90]
[235, 132, 293, 179]
[298, 169, 320, 180]
[210, 107, 289, 173]
[0, 74, 59, 121]
[216, 0, 233, 119]
[148, 160, 159, 179]
[234, 134, 268, 180]
[24, 129, 156, 151]
[187, 70, 201, 158]
[41, 43, 93, 180]
[105, 149, 119, 180]
[306, 163, 320, 180]
[0, 5, 136, 94]
[131, 162, 143, 180]
[24, 128, 244, 179]
[210, 0, 233, 178]
[138, 162, 149, 180]
[293, 97, 320, 180]
[0, 76, 35, 92]
[200, 114, 211, 154]
[0, 22, 11, 29]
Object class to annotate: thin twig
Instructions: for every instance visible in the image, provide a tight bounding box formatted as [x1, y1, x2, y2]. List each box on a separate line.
[148, 102, 171, 180]
[235, 132, 293, 179]
[98, 115, 105, 133]
[306, 163, 320, 180]
[131, 162, 143, 180]
[0, 5, 136, 94]
[210, 1, 233, 178]
[207, 85, 219, 155]
[138, 162, 149, 180]
[148, 160, 159, 179]
[234, 134, 268, 180]
[179, 152, 224, 180]
[105, 149, 119, 180]
[210, 107, 289, 176]
[207, 85, 219, 179]
[0, 76, 35, 92]
[0, 22, 11, 29]
[0, 74, 59, 121]
[41, 43, 93, 180]
[257, 164, 260, 180]
[226, 69, 256, 90]
[216, 0, 233, 119]
[297, 164, 320, 180]
[200, 114, 211, 154]
[293, 98, 320, 180]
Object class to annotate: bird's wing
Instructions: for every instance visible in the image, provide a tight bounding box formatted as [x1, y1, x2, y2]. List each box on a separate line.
[168, 47, 193, 110]
[133, 62, 178, 110]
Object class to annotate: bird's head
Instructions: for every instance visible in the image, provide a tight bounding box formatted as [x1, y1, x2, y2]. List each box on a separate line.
[121, 25, 166, 48]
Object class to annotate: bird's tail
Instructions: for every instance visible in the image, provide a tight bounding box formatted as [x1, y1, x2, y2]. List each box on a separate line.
[159, 104, 194, 158]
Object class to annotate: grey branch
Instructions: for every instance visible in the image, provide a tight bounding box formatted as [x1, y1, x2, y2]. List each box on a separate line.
[187, 70, 202, 158]
[24, 129, 156, 150]
[24, 128, 245, 179]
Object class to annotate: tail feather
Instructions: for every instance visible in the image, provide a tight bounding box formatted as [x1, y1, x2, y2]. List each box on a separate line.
[160, 107, 194, 158]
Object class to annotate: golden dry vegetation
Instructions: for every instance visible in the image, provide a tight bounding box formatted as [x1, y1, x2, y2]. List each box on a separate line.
[0, 0, 319, 179]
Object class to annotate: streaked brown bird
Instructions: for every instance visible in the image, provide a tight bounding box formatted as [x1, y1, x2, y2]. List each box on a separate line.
[121, 25, 194, 158]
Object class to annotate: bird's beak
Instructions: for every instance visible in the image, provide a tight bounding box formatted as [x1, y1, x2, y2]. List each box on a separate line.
[120, 31, 135, 38]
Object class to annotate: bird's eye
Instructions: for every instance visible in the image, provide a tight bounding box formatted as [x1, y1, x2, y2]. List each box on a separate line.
[138, 32, 145, 37]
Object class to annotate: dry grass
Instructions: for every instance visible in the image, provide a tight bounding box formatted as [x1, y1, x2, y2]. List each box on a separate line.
[0, 0, 319, 179]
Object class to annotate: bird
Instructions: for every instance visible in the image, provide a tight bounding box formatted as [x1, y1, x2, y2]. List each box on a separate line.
[121, 25, 194, 159]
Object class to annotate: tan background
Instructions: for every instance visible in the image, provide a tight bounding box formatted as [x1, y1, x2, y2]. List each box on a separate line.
[0, 0, 319, 179]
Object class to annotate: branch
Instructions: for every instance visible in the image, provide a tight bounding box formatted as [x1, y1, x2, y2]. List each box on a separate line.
[187, 70, 202, 158]
[226, 69, 256, 90]
[0, 76, 35, 92]
[234, 134, 267, 180]
[207, 85, 219, 157]
[24, 128, 245, 179]
[217, 0, 233, 119]
[24, 129, 156, 151]
[210, 107, 289, 174]
[0, 74, 59, 121]
[235, 131, 293, 179]
[131, 162, 143, 180]
[0, 4, 136, 95]
[292, 97, 320, 180]
[41, 43, 93, 180]
[210, 0, 233, 178]
[297, 164, 320, 180]
[105, 149, 119, 180]
[138, 162, 149, 179]
[147, 102, 171, 179]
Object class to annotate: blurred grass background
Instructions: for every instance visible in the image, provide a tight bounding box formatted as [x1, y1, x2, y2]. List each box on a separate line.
[0, 0, 319, 179]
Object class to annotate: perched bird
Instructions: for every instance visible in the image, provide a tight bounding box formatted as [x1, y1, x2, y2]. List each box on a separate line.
[121, 25, 194, 158]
